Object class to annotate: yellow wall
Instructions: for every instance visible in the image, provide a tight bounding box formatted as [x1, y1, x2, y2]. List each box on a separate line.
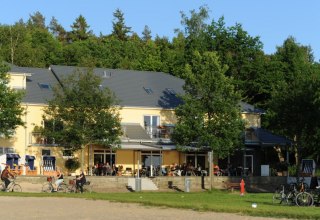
[120, 107, 176, 126]
[241, 113, 261, 128]
[8, 73, 29, 89]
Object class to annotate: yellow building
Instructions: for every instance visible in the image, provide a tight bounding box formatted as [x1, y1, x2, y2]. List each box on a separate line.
[1, 64, 290, 177]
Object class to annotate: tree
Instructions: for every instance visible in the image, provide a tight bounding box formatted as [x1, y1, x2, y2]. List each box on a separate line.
[69, 15, 93, 42]
[49, 17, 67, 43]
[0, 62, 25, 137]
[172, 51, 244, 159]
[111, 8, 131, 41]
[265, 37, 320, 162]
[142, 25, 152, 42]
[27, 11, 47, 30]
[42, 68, 122, 169]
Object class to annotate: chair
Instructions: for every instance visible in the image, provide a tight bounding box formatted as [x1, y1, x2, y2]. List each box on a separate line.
[122, 167, 133, 176]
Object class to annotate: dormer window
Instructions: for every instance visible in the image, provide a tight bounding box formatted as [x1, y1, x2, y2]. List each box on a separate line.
[143, 87, 153, 94]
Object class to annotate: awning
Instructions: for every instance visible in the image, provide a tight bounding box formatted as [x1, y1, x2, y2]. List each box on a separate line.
[121, 143, 161, 151]
[26, 155, 36, 160]
[42, 155, 55, 160]
[245, 128, 292, 147]
[121, 123, 151, 140]
[6, 153, 20, 159]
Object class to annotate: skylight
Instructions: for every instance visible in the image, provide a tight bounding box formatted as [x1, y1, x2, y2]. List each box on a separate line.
[143, 87, 153, 94]
[38, 83, 51, 90]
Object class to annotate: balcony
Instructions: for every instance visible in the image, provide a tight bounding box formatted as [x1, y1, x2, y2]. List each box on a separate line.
[145, 125, 174, 140]
[29, 132, 56, 146]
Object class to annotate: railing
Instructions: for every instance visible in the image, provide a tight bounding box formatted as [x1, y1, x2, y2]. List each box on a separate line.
[145, 125, 174, 139]
[29, 132, 56, 145]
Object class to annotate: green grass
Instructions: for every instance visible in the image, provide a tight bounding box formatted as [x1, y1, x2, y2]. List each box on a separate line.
[1, 190, 319, 219]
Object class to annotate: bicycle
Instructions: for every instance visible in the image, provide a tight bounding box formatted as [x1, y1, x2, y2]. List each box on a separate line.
[42, 176, 67, 193]
[0, 176, 22, 192]
[65, 179, 92, 193]
[272, 183, 299, 205]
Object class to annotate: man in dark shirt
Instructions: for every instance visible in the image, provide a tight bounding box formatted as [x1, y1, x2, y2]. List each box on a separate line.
[76, 171, 86, 193]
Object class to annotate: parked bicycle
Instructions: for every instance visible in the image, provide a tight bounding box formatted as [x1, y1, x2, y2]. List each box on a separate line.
[0, 176, 22, 192]
[42, 176, 67, 193]
[65, 179, 92, 193]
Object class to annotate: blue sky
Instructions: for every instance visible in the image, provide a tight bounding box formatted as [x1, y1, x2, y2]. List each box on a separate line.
[1, 1, 320, 61]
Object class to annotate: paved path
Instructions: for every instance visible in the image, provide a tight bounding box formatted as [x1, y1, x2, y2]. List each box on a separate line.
[0, 197, 289, 220]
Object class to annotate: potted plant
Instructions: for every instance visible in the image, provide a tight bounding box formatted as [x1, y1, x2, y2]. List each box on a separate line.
[288, 164, 298, 176]
[65, 158, 81, 176]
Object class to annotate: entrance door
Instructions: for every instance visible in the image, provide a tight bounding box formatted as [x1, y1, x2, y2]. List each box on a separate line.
[244, 155, 253, 175]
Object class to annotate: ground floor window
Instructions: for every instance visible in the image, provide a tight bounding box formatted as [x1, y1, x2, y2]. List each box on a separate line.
[93, 149, 116, 165]
[141, 151, 161, 176]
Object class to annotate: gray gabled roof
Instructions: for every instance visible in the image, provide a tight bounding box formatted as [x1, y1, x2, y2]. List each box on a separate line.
[8, 64, 57, 104]
[7, 63, 264, 113]
[50, 65, 185, 109]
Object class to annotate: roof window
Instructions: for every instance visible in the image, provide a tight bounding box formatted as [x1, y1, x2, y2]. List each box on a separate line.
[38, 83, 51, 90]
[143, 87, 153, 94]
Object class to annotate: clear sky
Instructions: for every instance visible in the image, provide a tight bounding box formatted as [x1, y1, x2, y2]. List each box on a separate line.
[1, 1, 320, 61]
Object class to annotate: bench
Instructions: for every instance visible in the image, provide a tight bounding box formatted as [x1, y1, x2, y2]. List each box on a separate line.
[224, 182, 240, 192]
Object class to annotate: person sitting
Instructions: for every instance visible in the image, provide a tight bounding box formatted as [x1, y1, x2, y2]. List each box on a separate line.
[54, 168, 64, 191]
[1, 165, 15, 191]
[76, 171, 86, 193]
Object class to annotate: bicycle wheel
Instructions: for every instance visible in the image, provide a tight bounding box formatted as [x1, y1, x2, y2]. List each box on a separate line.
[65, 185, 76, 193]
[42, 183, 53, 193]
[295, 192, 314, 206]
[57, 183, 67, 192]
[0, 182, 5, 191]
[12, 184, 22, 192]
[83, 184, 92, 193]
[286, 191, 297, 205]
[273, 189, 286, 204]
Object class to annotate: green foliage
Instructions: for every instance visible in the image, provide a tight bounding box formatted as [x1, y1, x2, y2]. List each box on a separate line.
[172, 51, 244, 159]
[0, 62, 25, 137]
[64, 158, 80, 172]
[42, 68, 122, 152]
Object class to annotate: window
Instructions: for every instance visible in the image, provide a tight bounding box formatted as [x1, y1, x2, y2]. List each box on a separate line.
[42, 149, 51, 156]
[63, 150, 73, 157]
[4, 148, 14, 154]
[143, 87, 153, 94]
[38, 83, 51, 90]
[144, 115, 160, 138]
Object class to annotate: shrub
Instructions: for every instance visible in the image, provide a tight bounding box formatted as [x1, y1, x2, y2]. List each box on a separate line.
[65, 158, 80, 172]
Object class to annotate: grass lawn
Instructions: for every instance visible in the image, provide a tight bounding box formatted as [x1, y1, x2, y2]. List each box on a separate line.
[1, 190, 319, 219]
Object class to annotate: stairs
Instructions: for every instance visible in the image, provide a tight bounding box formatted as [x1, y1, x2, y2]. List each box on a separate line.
[127, 177, 158, 191]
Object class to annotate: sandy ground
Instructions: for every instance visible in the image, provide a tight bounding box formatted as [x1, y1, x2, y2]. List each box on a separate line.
[0, 182, 289, 220]
[0, 197, 290, 220]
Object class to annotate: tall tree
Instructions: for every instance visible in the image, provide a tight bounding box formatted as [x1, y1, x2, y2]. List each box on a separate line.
[111, 8, 131, 41]
[172, 51, 244, 159]
[69, 15, 92, 42]
[0, 62, 25, 137]
[49, 17, 67, 42]
[27, 11, 47, 30]
[42, 68, 122, 169]
[265, 37, 320, 162]
[142, 25, 152, 42]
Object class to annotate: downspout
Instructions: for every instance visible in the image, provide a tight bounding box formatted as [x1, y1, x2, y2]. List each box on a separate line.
[23, 103, 28, 175]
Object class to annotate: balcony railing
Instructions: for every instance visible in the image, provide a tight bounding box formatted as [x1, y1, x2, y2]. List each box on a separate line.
[145, 125, 174, 139]
[29, 132, 56, 146]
